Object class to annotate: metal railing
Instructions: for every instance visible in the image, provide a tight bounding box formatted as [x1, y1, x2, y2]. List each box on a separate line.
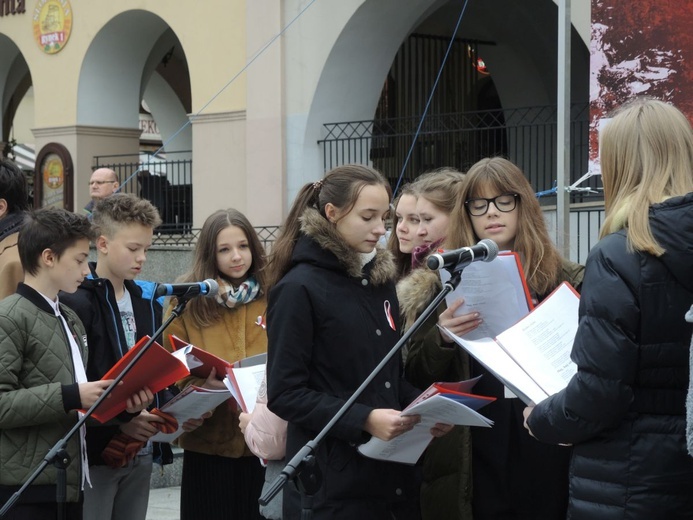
[93, 151, 193, 234]
[149, 211, 601, 264]
[319, 103, 598, 203]
[319, 104, 604, 260]
[149, 225, 281, 251]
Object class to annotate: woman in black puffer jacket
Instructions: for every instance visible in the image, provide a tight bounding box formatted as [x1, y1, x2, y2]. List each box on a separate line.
[524, 98, 693, 519]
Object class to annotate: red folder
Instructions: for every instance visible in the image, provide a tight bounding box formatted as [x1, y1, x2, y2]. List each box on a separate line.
[407, 376, 496, 412]
[168, 334, 232, 379]
[88, 336, 191, 423]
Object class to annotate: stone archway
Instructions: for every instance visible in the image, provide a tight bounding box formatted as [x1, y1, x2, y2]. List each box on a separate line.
[284, 0, 588, 204]
[0, 35, 32, 152]
[76, 9, 191, 151]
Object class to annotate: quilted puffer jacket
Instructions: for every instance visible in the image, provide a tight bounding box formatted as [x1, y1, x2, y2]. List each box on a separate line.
[528, 193, 693, 519]
[0, 283, 87, 503]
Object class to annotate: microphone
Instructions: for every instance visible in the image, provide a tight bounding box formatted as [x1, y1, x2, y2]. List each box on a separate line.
[154, 279, 219, 298]
[426, 239, 499, 270]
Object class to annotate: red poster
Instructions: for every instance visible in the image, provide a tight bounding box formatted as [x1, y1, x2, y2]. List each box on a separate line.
[590, 0, 693, 172]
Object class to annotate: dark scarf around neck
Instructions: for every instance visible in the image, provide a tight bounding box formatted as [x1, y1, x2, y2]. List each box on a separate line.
[0, 212, 24, 242]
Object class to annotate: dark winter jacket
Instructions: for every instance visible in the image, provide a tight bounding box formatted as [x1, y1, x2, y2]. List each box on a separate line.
[528, 193, 693, 519]
[400, 258, 584, 520]
[0, 284, 87, 503]
[60, 264, 174, 466]
[267, 208, 422, 520]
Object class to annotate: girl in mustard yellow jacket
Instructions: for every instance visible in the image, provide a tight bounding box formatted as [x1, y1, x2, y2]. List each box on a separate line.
[164, 208, 267, 520]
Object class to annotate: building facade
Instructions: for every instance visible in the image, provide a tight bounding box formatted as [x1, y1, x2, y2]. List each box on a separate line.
[1, 0, 592, 246]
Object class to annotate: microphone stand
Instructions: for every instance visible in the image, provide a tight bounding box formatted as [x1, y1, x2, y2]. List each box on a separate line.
[259, 267, 464, 518]
[0, 291, 196, 519]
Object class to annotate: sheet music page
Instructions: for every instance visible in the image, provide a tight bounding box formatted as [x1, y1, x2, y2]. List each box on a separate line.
[440, 253, 531, 340]
[495, 282, 579, 397]
[358, 395, 492, 464]
[224, 364, 266, 412]
[448, 333, 549, 405]
[150, 386, 232, 442]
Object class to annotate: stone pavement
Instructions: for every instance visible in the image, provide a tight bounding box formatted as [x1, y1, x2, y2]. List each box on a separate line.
[146, 486, 181, 520]
[146, 447, 183, 519]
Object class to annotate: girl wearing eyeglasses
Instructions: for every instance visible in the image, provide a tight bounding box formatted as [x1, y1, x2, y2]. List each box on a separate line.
[402, 157, 584, 520]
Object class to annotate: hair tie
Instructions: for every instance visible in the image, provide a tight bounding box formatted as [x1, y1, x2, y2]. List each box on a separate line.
[312, 179, 324, 191]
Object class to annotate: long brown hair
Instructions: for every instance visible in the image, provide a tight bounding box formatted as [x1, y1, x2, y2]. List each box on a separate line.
[182, 208, 267, 326]
[265, 164, 390, 292]
[387, 183, 417, 279]
[600, 98, 693, 255]
[448, 157, 563, 296]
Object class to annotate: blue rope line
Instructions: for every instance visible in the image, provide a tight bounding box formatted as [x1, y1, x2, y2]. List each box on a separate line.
[392, 0, 470, 197]
[119, 0, 318, 189]
[536, 180, 557, 198]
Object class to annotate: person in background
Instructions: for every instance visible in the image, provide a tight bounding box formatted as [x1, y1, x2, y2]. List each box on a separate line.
[164, 208, 268, 520]
[524, 98, 693, 518]
[410, 168, 465, 269]
[239, 373, 287, 520]
[396, 168, 465, 364]
[85, 167, 119, 218]
[0, 158, 29, 299]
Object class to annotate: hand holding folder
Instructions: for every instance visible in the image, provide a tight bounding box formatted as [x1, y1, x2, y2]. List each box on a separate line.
[88, 335, 194, 423]
[447, 282, 580, 405]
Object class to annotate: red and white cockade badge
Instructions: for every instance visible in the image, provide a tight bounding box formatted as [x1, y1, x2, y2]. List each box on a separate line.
[384, 300, 396, 331]
[255, 315, 266, 329]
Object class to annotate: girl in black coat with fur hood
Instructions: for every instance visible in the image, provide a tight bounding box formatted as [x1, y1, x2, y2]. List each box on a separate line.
[266, 165, 451, 520]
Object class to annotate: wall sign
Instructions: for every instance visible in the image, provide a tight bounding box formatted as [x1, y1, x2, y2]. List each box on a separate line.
[33, 0, 72, 54]
[34, 142, 73, 210]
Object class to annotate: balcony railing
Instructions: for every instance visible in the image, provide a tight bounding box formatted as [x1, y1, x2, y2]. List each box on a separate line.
[319, 103, 598, 204]
[319, 104, 605, 260]
[93, 151, 193, 234]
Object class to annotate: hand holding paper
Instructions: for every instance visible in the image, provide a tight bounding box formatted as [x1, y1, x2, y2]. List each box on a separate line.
[440, 252, 533, 341]
[149, 385, 231, 443]
[447, 282, 580, 405]
[358, 378, 494, 464]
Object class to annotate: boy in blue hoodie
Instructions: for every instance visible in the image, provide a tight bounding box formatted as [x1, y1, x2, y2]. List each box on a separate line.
[61, 193, 172, 520]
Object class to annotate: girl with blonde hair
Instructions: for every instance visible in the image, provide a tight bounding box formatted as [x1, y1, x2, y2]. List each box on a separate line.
[409, 168, 465, 269]
[525, 98, 693, 518]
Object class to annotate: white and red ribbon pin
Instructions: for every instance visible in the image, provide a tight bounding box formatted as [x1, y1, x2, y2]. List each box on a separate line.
[384, 300, 396, 331]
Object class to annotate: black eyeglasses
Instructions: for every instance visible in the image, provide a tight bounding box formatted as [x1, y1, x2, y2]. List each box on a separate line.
[464, 193, 519, 216]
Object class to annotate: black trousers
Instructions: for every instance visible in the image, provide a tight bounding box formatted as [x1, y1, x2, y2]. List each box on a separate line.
[471, 361, 570, 520]
[180, 450, 265, 520]
[1, 500, 83, 520]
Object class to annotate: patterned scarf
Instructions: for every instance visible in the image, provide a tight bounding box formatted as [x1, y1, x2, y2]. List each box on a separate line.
[215, 275, 261, 309]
